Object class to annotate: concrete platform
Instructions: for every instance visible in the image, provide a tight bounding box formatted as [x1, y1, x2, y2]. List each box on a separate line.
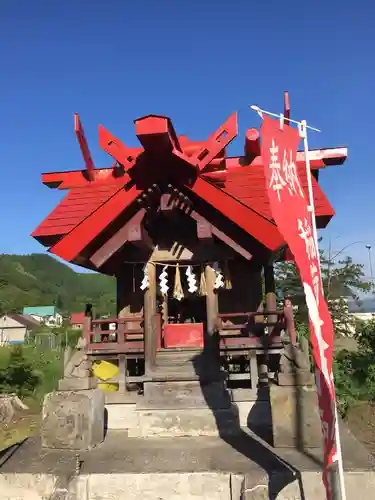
[1, 426, 374, 499]
[105, 399, 272, 438]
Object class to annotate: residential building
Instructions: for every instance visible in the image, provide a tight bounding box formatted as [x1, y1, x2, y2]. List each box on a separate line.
[22, 306, 63, 328]
[0, 314, 40, 344]
[346, 298, 375, 335]
[70, 312, 85, 329]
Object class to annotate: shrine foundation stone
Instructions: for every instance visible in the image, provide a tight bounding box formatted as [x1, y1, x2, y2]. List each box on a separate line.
[41, 389, 105, 451]
[270, 384, 322, 448]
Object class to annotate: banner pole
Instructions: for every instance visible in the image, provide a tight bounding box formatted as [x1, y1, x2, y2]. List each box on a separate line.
[301, 120, 346, 500]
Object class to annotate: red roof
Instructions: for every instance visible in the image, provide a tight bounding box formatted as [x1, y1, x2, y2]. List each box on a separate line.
[70, 312, 86, 324]
[31, 112, 345, 266]
[32, 160, 334, 251]
[222, 162, 334, 223]
[32, 183, 126, 244]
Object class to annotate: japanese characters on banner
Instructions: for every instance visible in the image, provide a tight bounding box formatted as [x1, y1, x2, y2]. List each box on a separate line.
[260, 117, 337, 499]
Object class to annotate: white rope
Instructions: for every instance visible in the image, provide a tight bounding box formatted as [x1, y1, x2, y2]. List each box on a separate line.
[250, 105, 321, 132]
[242, 484, 268, 493]
[122, 260, 216, 268]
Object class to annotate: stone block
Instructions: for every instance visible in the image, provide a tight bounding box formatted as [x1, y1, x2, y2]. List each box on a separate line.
[86, 473, 232, 500]
[270, 385, 322, 448]
[132, 406, 241, 438]
[277, 371, 314, 386]
[58, 378, 97, 391]
[41, 389, 105, 451]
[105, 403, 137, 430]
[142, 381, 231, 409]
[0, 473, 58, 500]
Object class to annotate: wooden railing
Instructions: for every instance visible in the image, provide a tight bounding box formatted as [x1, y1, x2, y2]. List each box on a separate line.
[216, 306, 296, 349]
[84, 314, 162, 353]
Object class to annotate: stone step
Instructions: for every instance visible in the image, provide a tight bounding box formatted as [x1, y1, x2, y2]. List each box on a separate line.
[155, 355, 204, 366]
[156, 349, 202, 358]
[2, 432, 375, 499]
[131, 405, 241, 438]
[148, 368, 226, 383]
[105, 400, 269, 435]
[141, 381, 232, 409]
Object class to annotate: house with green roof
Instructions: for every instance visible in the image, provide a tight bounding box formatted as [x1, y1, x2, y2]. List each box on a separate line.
[22, 305, 63, 328]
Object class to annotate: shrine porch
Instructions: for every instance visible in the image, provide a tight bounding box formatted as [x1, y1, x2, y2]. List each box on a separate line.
[83, 307, 293, 397]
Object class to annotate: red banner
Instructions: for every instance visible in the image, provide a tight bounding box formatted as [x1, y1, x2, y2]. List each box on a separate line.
[260, 116, 337, 499]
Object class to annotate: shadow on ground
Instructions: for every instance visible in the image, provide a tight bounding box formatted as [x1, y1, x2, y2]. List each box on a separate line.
[192, 334, 307, 499]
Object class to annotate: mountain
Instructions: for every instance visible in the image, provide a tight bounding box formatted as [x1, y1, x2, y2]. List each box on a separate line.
[0, 254, 116, 317]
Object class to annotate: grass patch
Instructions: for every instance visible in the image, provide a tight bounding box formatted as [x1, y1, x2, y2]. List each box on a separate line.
[0, 412, 40, 452]
[0, 345, 64, 450]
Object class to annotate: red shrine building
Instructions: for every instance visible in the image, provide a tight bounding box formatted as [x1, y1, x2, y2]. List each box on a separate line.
[31, 95, 347, 395]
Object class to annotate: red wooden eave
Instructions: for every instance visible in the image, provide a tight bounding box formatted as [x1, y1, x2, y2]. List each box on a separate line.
[186, 176, 284, 251]
[49, 184, 142, 262]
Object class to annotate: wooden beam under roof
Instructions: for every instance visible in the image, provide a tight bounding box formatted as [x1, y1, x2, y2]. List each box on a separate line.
[159, 193, 252, 260]
[90, 209, 151, 268]
[186, 176, 283, 251]
[189, 209, 252, 261]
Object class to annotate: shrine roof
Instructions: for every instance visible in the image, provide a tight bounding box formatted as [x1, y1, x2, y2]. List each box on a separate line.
[222, 160, 334, 224]
[31, 106, 346, 267]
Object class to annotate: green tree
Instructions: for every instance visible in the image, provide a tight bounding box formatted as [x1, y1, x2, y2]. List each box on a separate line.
[275, 251, 373, 336]
[333, 319, 375, 416]
[0, 345, 40, 397]
[0, 253, 116, 316]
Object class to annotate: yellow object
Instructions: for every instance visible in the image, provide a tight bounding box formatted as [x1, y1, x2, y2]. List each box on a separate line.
[98, 382, 119, 392]
[224, 261, 232, 290]
[92, 360, 119, 381]
[198, 268, 207, 296]
[173, 263, 184, 301]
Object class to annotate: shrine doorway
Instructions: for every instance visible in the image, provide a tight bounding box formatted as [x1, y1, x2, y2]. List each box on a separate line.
[167, 296, 206, 325]
[158, 265, 207, 348]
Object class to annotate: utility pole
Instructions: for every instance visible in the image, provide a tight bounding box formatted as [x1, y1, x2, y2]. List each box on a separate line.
[366, 245, 373, 280]
[327, 238, 333, 299]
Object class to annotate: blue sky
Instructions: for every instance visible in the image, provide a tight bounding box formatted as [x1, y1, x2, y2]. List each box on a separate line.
[1, 1, 374, 274]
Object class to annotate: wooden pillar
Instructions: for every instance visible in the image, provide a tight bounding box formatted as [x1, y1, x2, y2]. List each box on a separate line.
[284, 297, 297, 345]
[249, 350, 259, 391]
[118, 354, 126, 394]
[161, 294, 168, 326]
[264, 263, 277, 313]
[83, 303, 93, 346]
[205, 264, 218, 335]
[263, 263, 277, 381]
[264, 263, 277, 334]
[144, 262, 157, 375]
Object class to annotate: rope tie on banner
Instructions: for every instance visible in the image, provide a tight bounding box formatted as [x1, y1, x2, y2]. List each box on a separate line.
[250, 105, 321, 132]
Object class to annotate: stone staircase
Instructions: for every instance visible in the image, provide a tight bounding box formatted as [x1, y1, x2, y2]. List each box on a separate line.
[148, 348, 225, 382]
[128, 348, 241, 438]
